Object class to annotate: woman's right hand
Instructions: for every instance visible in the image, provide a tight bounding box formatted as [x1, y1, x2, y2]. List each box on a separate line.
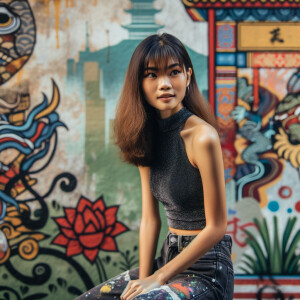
[120, 274, 163, 300]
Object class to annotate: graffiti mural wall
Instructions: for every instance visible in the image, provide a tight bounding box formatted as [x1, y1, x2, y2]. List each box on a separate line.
[0, 0, 299, 299]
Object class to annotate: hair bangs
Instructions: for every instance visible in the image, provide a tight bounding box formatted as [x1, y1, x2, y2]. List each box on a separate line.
[144, 42, 185, 72]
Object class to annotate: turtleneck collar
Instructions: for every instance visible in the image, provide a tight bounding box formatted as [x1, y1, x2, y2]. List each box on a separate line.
[155, 106, 193, 132]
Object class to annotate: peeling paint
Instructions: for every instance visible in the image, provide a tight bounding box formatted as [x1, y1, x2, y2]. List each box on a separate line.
[42, 0, 50, 16]
[53, 0, 62, 48]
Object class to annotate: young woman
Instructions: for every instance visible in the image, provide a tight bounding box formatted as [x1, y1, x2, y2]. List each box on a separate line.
[77, 33, 234, 300]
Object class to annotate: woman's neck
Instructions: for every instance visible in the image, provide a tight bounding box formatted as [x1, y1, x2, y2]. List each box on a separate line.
[157, 102, 184, 119]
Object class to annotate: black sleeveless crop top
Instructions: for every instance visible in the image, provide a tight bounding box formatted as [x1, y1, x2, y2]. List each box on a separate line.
[150, 106, 206, 230]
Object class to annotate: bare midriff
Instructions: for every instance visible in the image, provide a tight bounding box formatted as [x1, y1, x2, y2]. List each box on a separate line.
[169, 226, 203, 235]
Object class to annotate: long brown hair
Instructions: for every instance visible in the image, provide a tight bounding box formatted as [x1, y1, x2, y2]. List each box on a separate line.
[114, 33, 218, 166]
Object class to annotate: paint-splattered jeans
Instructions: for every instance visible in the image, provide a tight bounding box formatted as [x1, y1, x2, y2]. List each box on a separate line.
[76, 233, 234, 299]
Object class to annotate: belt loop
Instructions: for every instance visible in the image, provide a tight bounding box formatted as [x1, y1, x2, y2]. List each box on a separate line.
[169, 233, 176, 246]
[169, 234, 172, 247]
[178, 235, 183, 252]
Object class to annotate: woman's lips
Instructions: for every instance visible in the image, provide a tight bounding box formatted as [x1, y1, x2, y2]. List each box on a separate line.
[157, 95, 174, 101]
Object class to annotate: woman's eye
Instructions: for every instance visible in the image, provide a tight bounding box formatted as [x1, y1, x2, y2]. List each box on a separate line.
[145, 72, 156, 78]
[171, 69, 181, 75]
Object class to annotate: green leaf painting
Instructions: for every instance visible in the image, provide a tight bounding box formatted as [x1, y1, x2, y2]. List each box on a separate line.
[241, 216, 300, 275]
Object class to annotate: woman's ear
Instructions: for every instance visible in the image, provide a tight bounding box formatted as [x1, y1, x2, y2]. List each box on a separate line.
[186, 67, 192, 87]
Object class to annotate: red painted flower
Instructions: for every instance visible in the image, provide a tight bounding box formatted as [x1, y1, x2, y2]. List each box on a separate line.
[52, 195, 129, 263]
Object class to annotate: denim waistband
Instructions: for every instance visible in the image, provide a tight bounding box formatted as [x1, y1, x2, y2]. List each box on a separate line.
[218, 234, 232, 248]
[167, 232, 232, 251]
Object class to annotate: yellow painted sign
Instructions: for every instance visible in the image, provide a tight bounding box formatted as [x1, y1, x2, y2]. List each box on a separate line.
[238, 22, 300, 51]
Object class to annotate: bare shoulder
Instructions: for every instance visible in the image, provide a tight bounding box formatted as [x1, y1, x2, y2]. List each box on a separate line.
[180, 115, 220, 168]
[182, 115, 219, 147]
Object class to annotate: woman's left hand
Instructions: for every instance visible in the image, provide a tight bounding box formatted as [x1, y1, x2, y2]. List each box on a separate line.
[120, 273, 163, 300]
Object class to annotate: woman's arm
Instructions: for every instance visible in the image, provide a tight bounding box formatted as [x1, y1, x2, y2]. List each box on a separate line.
[120, 167, 161, 299]
[138, 166, 161, 279]
[155, 124, 227, 283]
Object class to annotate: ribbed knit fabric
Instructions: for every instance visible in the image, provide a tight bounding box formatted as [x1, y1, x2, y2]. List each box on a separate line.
[150, 106, 206, 230]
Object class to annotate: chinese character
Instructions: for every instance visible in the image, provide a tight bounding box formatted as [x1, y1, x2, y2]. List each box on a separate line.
[270, 28, 284, 43]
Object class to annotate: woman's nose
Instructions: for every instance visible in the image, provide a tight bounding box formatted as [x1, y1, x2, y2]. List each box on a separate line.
[158, 75, 171, 90]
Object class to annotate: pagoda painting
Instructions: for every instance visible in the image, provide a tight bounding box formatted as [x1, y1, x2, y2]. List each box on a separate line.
[66, 0, 208, 147]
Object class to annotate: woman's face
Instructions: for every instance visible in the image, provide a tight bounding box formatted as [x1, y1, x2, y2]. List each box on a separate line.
[142, 58, 192, 119]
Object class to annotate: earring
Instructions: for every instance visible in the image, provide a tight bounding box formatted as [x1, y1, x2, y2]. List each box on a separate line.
[187, 85, 190, 93]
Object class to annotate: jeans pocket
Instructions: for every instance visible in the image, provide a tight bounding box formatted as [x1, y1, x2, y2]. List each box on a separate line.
[218, 251, 234, 274]
[223, 265, 234, 300]
[214, 259, 234, 299]
[190, 259, 217, 275]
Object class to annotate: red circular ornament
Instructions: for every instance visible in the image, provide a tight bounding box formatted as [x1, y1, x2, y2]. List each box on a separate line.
[278, 186, 292, 199]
